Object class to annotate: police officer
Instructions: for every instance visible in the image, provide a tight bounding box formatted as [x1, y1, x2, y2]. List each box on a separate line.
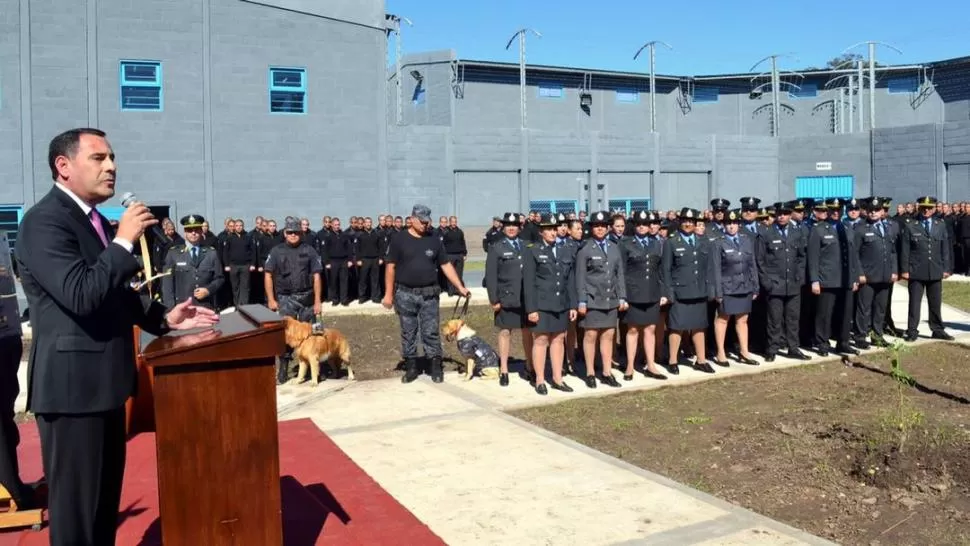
[710, 198, 730, 234]
[879, 197, 904, 336]
[739, 197, 763, 237]
[711, 209, 760, 367]
[900, 196, 954, 341]
[442, 216, 468, 297]
[854, 197, 898, 347]
[808, 198, 861, 356]
[0, 231, 42, 510]
[161, 215, 224, 310]
[757, 201, 811, 362]
[354, 217, 384, 304]
[523, 213, 577, 395]
[482, 216, 504, 253]
[264, 219, 324, 384]
[561, 217, 584, 373]
[486, 212, 533, 386]
[618, 210, 668, 381]
[324, 218, 355, 306]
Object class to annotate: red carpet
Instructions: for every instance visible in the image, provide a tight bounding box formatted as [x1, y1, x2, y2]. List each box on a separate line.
[0, 418, 445, 545]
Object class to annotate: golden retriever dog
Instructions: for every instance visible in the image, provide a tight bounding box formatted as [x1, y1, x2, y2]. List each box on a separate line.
[441, 319, 500, 381]
[282, 317, 354, 385]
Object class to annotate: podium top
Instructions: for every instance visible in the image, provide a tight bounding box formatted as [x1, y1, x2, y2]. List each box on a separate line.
[139, 304, 285, 367]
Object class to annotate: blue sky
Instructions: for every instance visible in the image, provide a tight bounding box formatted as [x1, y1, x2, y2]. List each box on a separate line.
[385, 0, 968, 75]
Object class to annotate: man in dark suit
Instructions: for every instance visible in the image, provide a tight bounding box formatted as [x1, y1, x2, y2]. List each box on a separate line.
[15, 128, 219, 546]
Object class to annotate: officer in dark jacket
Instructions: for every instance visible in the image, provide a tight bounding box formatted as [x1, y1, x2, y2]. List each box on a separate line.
[711, 209, 760, 367]
[354, 217, 384, 303]
[900, 196, 954, 341]
[483, 217, 504, 253]
[618, 210, 668, 381]
[442, 216, 467, 296]
[264, 219, 324, 384]
[854, 197, 898, 347]
[485, 212, 533, 386]
[221, 219, 255, 308]
[757, 201, 810, 361]
[324, 218, 355, 306]
[523, 213, 577, 395]
[807, 198, 861, 356]
[161, 214, 224, 310]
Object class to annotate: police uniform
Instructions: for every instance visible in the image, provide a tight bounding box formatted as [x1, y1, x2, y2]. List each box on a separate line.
[712, 211, 759, 316]
[523, 215, 575, 335]
[807, 198, 861, 355]
[619, 211, 665, 326]
[485, 213, 528, 329]
[757, 205, 810, 360]
[161, 215, 224, 310]
[662, 208, 714, 332]
[575, 211, 626, 330]
[264, 220, 324, 323]
[854, 197, 897, 344]
[900, 196, 953, 340]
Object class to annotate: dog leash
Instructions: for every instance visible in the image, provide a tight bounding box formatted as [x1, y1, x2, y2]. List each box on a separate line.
[450, 295, 470, 321]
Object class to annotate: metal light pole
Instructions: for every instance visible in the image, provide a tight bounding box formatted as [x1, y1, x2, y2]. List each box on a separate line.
[857, 60, 864, 130]
[634, 41, 672, 133]
[843, 41, 902, 130]
[386, 14, 412, 125]
[506, 28, 541, 129]
[750, 54, 799, 137]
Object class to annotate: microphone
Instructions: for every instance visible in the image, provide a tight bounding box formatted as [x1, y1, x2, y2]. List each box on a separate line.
[120, 192, 171, 244]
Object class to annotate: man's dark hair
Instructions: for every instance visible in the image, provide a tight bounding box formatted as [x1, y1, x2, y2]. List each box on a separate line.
[48, 128, 107, 180]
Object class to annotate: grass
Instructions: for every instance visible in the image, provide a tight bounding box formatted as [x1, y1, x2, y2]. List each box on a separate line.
[462, 259, 485, 272]
[942, 281, 970, 313]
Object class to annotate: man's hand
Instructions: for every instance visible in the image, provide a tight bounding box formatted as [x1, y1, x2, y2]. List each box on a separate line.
[193, 287, 209, 300]
[619, 301, 629, 312]
[891, 273, 898, 282]
[165, 298, 220, 330]
[116, 202, 157, 245]
[659, 297, 668, 306]
[224, 266, 230, 272]
[528, 312, 539, 323]
[347, 261, 353, 268]
[901, 272, 910, 280]
[812, 281, 821, 295]
[578, 305, 587, 317]
[568, 309, 577, 321]
[944, 272, 952, 279]
[491, 302, 501, 311]
[267, 299, 279, 311]
[859, 275, 867, 285]
[313, 301, 321, 315]
[249, 266, 255, 272]
[458, 286, 471, 298]
[852, 282, 859, 292]
[325, 264, 332, 269]
[752, 293, 758, 300]
[356, 261, 363, 267]
[381, 295, 393, 310]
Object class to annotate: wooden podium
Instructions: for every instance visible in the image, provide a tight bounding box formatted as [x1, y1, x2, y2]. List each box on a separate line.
[138, 304, 286, 546]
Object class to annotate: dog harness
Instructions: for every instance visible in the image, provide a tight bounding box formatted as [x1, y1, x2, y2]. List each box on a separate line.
[456, 336, 499, 374]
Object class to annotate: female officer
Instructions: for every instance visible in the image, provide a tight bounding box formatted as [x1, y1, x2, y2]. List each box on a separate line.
[575, 211, 627, 388]
[711, 209, 760, 366]
[618, 211, 668, 381]
[523, 213, 577, 395]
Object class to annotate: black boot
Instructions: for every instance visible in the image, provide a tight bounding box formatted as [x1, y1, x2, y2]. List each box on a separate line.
[402, 358, 421, 384]
[276, 352, 292, 385]
[430, 356, 444, 383]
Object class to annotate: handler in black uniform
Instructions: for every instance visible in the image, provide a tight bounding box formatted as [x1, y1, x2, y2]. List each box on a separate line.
[523, 213, 576, 395]
[618, 211, 668, 381]
[264, 219, 325, 384]
[711, 209, 760, 367]
[161, 214, 224, 310]
[854, 197, 898, 347]
[354, 217, 384, 304]
[324, 218, 354, 306]
[383, 205, 470, 384]
[486, 212, 533, 386]
[900, 196, 954, 341]
[661, 208, 715, 374]
[808, 198, 861, 356]
[757, 201, 811, 362]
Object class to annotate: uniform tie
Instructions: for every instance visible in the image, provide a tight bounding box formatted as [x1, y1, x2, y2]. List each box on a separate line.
[191, 246, 199, 262]
[924, 219, 931, 232]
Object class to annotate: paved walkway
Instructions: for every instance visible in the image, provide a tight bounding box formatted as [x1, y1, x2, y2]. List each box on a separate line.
[13, 284, 970, 545]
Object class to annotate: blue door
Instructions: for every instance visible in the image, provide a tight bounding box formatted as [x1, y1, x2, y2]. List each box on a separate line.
[794, 175, 854, 201]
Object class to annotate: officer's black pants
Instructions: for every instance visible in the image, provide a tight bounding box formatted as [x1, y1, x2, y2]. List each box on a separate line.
[0, 337, 32, 506]
[963, 239, 970, 273]
[228, 265, 250, 307]
[445, 253, 464, 296]
[748, 293, 767, 352]
[766, 293, 800, 355]
[250, 270, 266, 304]
[327, 259, 350, 303]
[856, 282, 890, 337]
[884, 282, 898, 331]
[799, 283, 815, 347]
[358, 258, 381, 302]
[815, 288, 851, 346]
[907, 278, 944, 335]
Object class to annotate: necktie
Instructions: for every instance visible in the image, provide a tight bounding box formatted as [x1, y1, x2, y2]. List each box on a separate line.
[780, 228, 787, 239]
[191, 247, 199, 262]
[924, 220, 931, 232]
[552, 245, 557, 259]
[877, 223, 885, 237]
[731, 236, 739, 248]
[512, 240, 519, 252]
[687, 236, 694, 247]
[599, 242, 606, 254]
[89, 209, 109, 247]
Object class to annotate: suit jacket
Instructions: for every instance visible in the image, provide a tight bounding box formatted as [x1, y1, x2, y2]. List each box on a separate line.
[900, 217, 951, 281]
[15, 187, 171, 414]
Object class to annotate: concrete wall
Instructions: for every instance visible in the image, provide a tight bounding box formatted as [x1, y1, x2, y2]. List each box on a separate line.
[778, 133, 873, 199]
[0, 0, 24, 206]
[872, 124, 943, 203]
[944, 121, 970, 201]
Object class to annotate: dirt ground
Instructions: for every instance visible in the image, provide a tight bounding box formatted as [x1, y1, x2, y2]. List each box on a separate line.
[512, 343, 970, 546]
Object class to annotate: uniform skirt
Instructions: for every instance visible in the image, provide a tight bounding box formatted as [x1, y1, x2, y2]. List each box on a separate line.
[531, 310, 569, 335]
[668, 297, 708, 331]
[495, 307, 528, 329]
[622, 302, 661, 327]
[719, 294, 753, 316]
[579, 307, 618, 329]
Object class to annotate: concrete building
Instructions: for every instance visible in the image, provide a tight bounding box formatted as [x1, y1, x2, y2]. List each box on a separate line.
[1, 0, 969, 243]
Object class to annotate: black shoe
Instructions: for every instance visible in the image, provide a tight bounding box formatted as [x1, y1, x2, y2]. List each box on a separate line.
[643, 368, 668, 380]
[814, 345, 830, 357]
[535, 383, 548, 396]
[371, 299, 381, 304]
[550, 381, 574, 393]
[870, 335, 889, 347]
[903, 332, 918, 342]
[713, 359, 730, 367]
[835, 343, 859, 355]
[664, 362, 680, 375]
[787, 349, 811, 360]
[932, 331, 955, 341]
[763, 353, 777, 363]
[694, 361, 716, 374]
[623, 373, 634, 381]
[599, 374, 621, 388]
[584, 376, 597, 389]
[853, 339, 871, 350]
[525, 369, 537, 385]
[737, 355, 759, 366]
[402, 359, 421, 384]
[430, 357, 444, 383]
[499, 373, 510, 387]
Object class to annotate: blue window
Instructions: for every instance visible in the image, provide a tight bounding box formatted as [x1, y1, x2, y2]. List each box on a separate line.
[693, 86, 718, 103]
[789, 83, 818, 99]
[269, 67, 306, 114]
[538, 84, 564, 99]
[794, 176, 853, 202]
[887, 76, 919, 94]
[529, 200, 578, 214]
[0, 205, 24, 252]
[608, 198, 652, 216]
[616, 88, 639, 103]
[120, 61, 162, 111]
[412, 84, 426, 105]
